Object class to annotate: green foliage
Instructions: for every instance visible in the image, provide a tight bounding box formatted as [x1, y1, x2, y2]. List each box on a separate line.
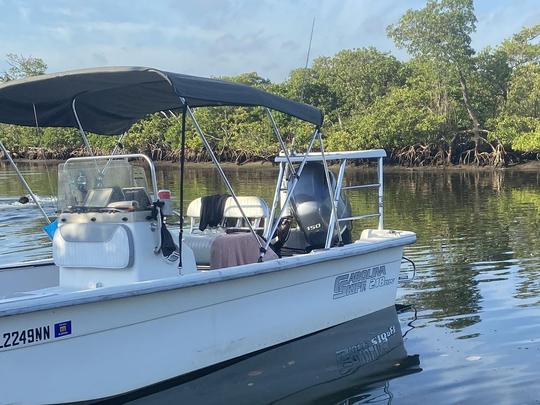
[504, 64, 540, 118]
[40, 128, 81, 149]
[387, 0, 477, 67]
[472, 47, 512, 124]
[501, 24, 540, 67]
[491, 115, 540, 152]
[333, 80, 447, 150]
[387, 0, 487, 140]
[512, 130, 540, 152]
[1, 53, 47, 82]
[491, 63, 540, 151]
[280, 68, 338, 121]
[311, 48, 404, 121]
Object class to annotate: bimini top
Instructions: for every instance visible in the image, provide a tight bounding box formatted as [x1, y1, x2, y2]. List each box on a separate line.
[0, 66, 323, 134]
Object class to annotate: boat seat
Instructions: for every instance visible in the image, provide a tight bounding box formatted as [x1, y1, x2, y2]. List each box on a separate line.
[182, 230, 224, 266]
[186, 196, 269, 233]
[182, 230, 279, 268]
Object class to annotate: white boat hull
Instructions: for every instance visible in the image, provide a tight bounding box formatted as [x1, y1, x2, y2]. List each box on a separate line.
[0, 232, 414, 404]
[128, 305, 420, 404]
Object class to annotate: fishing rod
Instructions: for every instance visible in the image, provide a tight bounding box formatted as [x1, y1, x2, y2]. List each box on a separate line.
[300, 16, 316, 103]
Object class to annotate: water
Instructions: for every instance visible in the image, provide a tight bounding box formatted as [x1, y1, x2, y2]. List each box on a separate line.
[1, 161, 539, 404]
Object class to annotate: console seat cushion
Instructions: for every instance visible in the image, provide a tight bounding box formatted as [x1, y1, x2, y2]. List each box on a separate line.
[53, 223, 134, 269]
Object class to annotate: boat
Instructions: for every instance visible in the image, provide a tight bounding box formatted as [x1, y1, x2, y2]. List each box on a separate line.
[113, 305, 421, 404]
[0, 67, 416, 404]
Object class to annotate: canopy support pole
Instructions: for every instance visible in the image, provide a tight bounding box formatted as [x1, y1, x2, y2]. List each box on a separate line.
[265, 108, 297, 178]
[32, 104, 40, 139]
[178, 106, 187, 269]
[378, 156, 384, 230]
[97, 132, 127, 178]
[317, 130, 343, 248]
[0, 138, 50, 224]
[264, 162, 284, 241]
[110, 132, 126, 156]
[259, 126, 320, 260]
[185, 105, 265, 253]
[71, 98, 94, 156]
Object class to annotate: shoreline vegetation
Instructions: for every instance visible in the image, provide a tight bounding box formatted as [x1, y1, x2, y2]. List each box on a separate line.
[3, 154, 539, 173]
[1, 0, 539, 168]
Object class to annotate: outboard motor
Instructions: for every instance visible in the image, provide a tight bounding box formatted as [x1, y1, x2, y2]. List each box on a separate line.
[288, 162, 352, 250]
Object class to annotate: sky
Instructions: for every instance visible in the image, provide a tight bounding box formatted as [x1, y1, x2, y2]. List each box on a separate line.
[0, 0, 538, 82]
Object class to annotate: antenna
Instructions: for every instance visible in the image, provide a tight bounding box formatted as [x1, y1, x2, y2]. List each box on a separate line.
[300, 16, 316, 103]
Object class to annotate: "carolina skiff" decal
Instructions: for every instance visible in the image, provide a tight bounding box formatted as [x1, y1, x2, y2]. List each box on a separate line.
[0, 320, 72, 351]
[333, 265, 395, 299]
[335, 323, 397, 375]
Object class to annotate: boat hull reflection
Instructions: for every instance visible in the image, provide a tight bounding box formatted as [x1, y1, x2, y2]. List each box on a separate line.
[118, 305, 421, 405]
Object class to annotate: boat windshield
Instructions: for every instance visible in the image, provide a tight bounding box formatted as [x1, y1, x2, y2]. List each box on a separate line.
[57, 158, 152, 213]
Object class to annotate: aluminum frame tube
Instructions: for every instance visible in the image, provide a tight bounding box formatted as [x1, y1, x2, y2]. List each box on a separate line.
[325, 159, 347, 248]
[265, 162, 284, 241]
[0, 138, 50, 224]
[185, 105, 264, 251]
[317, 131, 342, 248]
[265, 108, 297, 179]
[110, 133, 126, 156]
[338, 213, 380, 222]
[32, 104, 40, 138]
[99, 132, 127, 177]
[378, 156, 384, 230]
[71, 98, 94, 156]
[343, 183, 380, 190]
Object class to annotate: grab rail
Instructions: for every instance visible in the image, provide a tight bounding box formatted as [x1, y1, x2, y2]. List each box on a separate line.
[272, 149, 386, 249]
[342, 183, 380, 190]
[338, 213, 380, 222]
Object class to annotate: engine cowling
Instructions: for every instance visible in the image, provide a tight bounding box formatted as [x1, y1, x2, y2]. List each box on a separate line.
[288, 162, 352, 250]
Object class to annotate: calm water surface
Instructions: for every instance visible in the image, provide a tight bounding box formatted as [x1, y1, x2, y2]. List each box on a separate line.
[1, 161, 539, 404]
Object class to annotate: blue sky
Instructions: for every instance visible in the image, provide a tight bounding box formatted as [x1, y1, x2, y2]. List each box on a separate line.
[0, 0, 538, 82]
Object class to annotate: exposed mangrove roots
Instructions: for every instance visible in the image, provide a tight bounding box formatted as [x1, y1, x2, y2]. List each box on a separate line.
[0, 140, 534, 167]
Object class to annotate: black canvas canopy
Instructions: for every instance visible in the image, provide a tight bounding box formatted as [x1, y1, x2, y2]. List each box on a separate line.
[0, 66, 323, 134]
